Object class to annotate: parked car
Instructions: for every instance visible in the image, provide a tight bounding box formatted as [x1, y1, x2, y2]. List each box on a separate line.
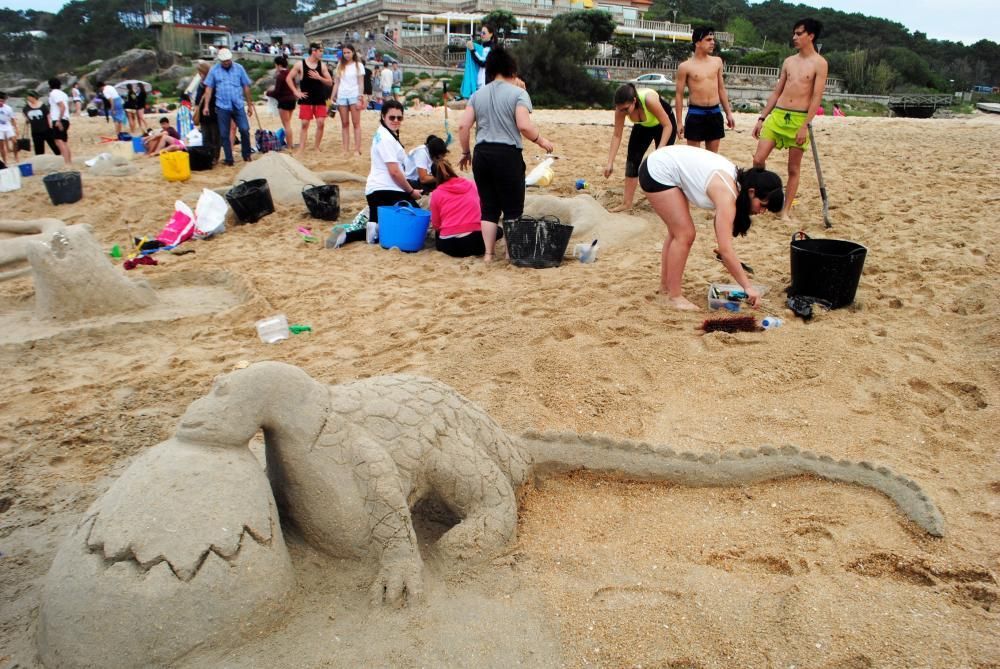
[629, 73, 674, 88]
[586, 67, 611, 81]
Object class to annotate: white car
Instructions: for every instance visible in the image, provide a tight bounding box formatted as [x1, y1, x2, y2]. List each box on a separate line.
[629, 73, 674, 87]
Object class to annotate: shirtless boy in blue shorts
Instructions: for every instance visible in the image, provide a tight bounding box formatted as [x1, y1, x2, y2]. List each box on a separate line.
[752, 18, 828, 221]
[674, 26, 734, 153]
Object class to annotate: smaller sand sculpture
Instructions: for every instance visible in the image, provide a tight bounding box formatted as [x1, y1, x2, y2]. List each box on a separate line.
[524, 193, 649, 246]
[27, 226, 156, 320]
[230, 152, 325, 205]
[0, 218, 74, 281]
[39, 362, 944, 668]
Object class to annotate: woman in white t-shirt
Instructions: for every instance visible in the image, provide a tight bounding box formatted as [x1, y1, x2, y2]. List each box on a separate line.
[364, 100, 421, 229]
[639, 145, 783, 311]
[331, 44, 366, 155]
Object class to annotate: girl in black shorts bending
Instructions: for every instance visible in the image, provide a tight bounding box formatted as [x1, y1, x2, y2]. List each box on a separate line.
[603, 83, 677, 212]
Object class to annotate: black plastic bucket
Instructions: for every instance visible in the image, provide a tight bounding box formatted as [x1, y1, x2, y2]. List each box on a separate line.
[789, 231, 867, 308]
[188, 146, 214, 171]
[505, 215, 574, 269]
[302, 184, 341, 221]
[42, 171, 83, 205]
[225, 178, 274, 224]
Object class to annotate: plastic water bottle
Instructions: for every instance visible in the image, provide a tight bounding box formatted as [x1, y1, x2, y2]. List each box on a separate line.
[255, 314, 290, 344]
[366, 220, 378, 244]
[575, 179, 588, 190]
[761, 316, 784, 330]
[573, 240, 599, 263]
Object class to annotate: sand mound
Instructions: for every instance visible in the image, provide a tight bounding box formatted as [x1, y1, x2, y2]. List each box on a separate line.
[88, 154, 138, 177]
[524, 193, 651, 247]
[2, 108, 999, 669]
[233, 153, 324, 205]
[28, 154, 71, 175]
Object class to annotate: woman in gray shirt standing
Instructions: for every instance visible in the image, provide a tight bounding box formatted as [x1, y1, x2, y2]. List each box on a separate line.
[458, 48, 554, 262]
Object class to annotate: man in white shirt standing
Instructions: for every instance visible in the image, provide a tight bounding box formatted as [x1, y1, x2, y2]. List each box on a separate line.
[98, 80, 126, 136]
[48, 78, 72, 165]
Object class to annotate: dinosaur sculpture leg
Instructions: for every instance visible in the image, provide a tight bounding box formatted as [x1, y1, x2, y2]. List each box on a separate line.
[353, 437, 426, 606]
[424, 437, 519, 561]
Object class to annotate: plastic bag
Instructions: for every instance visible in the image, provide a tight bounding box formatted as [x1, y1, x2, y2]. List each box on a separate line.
[193, 189, 228, 239]
[156, 200, 196, 246]
[186, 128, 203, 147]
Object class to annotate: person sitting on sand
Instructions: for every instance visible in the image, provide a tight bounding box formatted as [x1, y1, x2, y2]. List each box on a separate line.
[640, 145, 783, 311]
[428, 155, 500, 258]
[364, 100, 421, 228]
[751, 18, 828, 222]
[406, 134, 447, 194]
[144, 117, 184, 156]
[604, 83, 677, 212]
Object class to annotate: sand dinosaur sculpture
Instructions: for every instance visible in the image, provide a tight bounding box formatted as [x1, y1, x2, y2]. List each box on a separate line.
[38, 362, 944, 668]
[27, 226, 156, 320]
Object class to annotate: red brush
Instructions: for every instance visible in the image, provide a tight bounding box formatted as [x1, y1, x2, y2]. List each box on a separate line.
[698, 315, 759, 333]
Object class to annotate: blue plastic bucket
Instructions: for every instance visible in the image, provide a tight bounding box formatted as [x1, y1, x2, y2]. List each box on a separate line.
[18, 163, 33, 177]
[378, 201, 430, 252]
[132, 136, 145, 153]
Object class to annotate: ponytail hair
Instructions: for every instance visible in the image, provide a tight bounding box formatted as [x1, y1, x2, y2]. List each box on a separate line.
[733, 168, 784, 236]
[613, 83, 639, 106]
[431, 155, 458, 184]
[425, 135, 447, 160]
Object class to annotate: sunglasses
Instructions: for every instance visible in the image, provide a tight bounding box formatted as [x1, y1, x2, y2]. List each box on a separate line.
[386, 114, 403, 121]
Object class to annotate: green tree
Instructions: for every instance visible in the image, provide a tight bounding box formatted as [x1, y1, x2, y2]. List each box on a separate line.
[724, 16, 760, 47]
[549, 9, 616, 44]
[481, 9, 517, 38]
[611, 35, 639, 59]
[513, 23, 612, 107]
[41, 0, 143, 73]
[641, 39, 675, 64]
[843, 49, 897, 94]
[738, 49, 787, 68]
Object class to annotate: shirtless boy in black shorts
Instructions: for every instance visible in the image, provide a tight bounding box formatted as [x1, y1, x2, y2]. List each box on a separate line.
[674, 26, 735, 153]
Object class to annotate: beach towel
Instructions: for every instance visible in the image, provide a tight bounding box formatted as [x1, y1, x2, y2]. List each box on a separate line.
[460, 44, 484, 99]
[176, 105, 194, 139]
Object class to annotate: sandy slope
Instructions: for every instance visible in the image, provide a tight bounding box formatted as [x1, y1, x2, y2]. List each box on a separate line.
[0, 106, 997, 668]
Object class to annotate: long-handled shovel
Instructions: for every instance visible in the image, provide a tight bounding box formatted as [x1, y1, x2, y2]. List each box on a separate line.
[807, 123, 832, 228]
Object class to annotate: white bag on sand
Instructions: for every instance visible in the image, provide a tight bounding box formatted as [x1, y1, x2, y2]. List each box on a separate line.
[186, 128, 203, 147]
[0, 167, 21, 192]
[193, 189, 228, 239]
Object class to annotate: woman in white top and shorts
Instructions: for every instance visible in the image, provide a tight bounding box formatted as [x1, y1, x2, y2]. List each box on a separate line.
[639, 145, 783, 310]
[332, 43, 366, 155]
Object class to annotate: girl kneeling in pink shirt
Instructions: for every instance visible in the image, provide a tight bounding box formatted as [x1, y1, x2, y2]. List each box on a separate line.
[429, 157, 503, 257]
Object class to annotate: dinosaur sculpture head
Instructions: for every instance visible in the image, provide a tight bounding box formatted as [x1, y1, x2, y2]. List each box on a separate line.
[176, 361, 329, 448]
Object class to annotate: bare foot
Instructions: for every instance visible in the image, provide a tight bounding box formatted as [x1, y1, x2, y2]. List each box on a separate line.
[657, 293, 700, 311]
[483, 253, 494, 263]
[609, 203, 633, 213]
[781, 211, 795, 223]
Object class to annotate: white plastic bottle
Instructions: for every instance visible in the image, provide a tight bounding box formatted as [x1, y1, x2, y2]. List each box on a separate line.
[761, 316, 784, 330]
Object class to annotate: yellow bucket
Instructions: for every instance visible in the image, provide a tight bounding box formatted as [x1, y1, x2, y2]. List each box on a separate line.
[160, 151, 191, 182]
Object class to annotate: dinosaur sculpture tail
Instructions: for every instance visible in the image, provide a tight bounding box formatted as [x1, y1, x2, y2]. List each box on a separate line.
[520, 431, 945, 537]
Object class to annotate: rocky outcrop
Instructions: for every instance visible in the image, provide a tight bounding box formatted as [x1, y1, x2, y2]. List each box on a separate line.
[93, 49, 160, 84]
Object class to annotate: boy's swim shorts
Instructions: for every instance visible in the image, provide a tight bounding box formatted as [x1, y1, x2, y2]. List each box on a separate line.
[761, 107, 809, 150]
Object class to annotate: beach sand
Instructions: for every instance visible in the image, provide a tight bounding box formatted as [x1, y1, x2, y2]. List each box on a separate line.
[1, 107, 998, 668]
